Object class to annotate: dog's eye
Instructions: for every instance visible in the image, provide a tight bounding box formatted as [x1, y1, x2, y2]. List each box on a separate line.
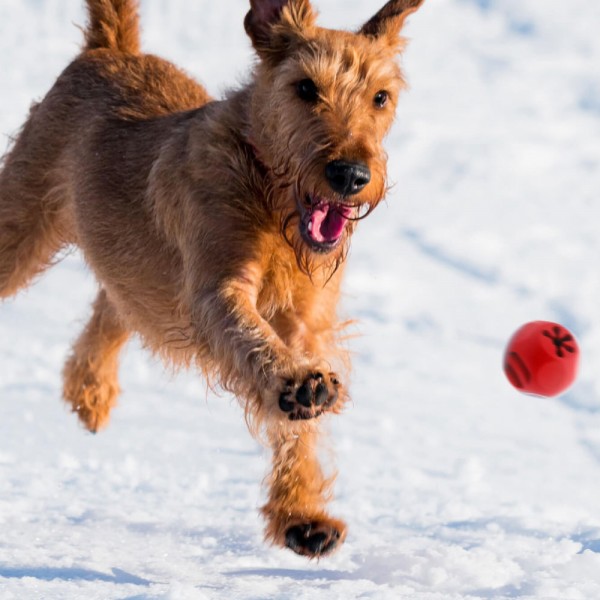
[373, 90, 388, 108]
[296, 79, 319, 103]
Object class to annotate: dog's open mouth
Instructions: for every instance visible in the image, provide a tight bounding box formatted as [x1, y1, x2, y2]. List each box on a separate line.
[300, 196, 355, 253]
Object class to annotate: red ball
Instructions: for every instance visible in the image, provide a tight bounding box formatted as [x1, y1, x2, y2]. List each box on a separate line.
[503, 321, 579, 397]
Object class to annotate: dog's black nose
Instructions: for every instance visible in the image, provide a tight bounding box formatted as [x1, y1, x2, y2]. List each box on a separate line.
[325, 160, 371, 196]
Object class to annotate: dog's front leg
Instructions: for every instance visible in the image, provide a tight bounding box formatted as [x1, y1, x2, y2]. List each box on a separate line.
[262, 426, 347, 558]
[192, 267, 341, 422]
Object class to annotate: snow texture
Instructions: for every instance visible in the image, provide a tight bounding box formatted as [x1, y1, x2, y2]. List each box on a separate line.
[1, 0, 600, 598]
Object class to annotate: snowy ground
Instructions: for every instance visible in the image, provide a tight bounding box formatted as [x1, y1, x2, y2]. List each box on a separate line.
[1, 0, 600, 598]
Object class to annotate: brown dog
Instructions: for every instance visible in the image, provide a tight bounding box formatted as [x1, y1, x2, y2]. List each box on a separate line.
[0, 0, 424, 557]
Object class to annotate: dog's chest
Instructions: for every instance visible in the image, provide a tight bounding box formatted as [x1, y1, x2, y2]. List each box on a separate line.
[256, 254, 303, 319]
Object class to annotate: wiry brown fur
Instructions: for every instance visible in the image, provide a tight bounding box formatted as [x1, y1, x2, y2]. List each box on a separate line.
[0, 0, 424, 557]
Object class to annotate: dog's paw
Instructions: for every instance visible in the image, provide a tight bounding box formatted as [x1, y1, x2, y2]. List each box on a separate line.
[284, 518, 346, 558]
[277, 371, 341, 420]
[63, 359, 118, 433]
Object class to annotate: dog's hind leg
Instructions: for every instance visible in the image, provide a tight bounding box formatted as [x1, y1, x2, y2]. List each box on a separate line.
[262, 427, 347, 558]
[63, 289, 130, 432]
[0, 113, 73, 299]
[0, 180, 69, 299]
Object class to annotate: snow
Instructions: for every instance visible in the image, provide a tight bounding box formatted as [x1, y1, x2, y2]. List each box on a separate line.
[1, 0, 600, 598]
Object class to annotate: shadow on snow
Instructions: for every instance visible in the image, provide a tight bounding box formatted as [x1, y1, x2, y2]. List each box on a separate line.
[0, 566, 152, 586]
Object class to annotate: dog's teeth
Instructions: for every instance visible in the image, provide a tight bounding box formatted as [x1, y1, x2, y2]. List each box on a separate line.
[308, 221, 313, 232]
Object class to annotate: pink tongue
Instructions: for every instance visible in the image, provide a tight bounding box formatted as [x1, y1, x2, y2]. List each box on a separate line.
[310, 204, 350, 243]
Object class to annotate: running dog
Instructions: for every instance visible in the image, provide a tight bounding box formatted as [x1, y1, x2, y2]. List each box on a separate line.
[0, 0, 425, 556]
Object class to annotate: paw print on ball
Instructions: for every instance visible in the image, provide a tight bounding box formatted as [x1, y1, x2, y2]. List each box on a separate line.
[542, 326, 576, 358]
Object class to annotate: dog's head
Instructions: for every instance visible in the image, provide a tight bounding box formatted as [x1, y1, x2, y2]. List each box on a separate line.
[244, 0, 424, 275]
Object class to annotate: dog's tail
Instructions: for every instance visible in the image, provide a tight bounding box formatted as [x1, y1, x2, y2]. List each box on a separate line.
[84, 0, 140, 54]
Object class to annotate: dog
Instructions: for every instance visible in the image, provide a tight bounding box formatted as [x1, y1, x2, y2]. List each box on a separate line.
[0, 0, 425, 557]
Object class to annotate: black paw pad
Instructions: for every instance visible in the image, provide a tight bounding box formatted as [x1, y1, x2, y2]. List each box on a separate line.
[285, 522, 341, 557]
[278, 372, 341, 420]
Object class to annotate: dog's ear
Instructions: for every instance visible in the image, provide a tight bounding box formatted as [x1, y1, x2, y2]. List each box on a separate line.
[359, 0, 424, 41]
[245, 0, 316, 60]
